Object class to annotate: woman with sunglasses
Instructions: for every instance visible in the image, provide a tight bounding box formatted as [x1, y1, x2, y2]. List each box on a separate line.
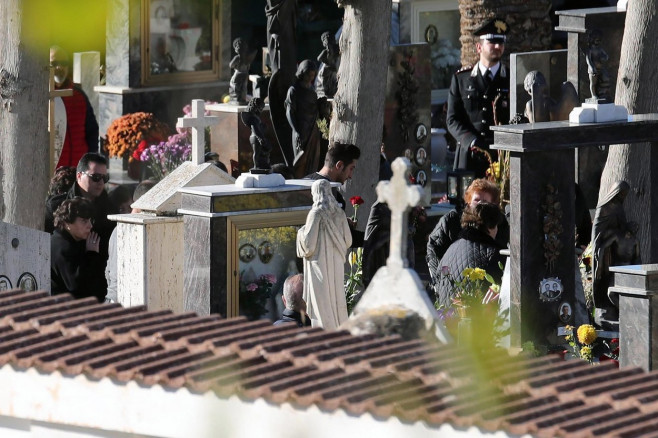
[51, 197, 107, 302]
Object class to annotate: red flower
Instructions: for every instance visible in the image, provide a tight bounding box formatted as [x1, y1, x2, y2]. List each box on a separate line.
[132, 140, 149, 161]
[350, 196, 364, 206]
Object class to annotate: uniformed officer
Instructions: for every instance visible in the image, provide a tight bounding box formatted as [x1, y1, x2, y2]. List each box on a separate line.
[447, 17, 510, 178]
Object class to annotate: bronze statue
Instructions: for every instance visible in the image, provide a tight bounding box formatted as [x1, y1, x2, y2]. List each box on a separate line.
[585, 29, 611, 103]
[266, 0, 297, 168]
[229, 38, 257, 105]
[316, 31, 340, 98]
[523, 70, 579, 123]
[592, 181, 639, 315]
[240, 98, 272, 174]
[285, 60, 321, 178]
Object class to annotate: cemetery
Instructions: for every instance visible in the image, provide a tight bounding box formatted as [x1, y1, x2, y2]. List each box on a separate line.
[3, 0, 658, 436]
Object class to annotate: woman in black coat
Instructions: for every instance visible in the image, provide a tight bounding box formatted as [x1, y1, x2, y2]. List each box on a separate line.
[434, 202, 505, 308]
[51, 197, 107, 302]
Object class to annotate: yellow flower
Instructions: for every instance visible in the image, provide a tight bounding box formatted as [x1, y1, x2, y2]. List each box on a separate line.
[580, 346, 592, 359]
[470, 268, 487, 281]
[462, 268, 473, 279]
[577, 324, 597, 345]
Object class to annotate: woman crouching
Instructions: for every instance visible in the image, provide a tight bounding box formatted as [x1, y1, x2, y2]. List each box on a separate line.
[51, 197, 107, 302]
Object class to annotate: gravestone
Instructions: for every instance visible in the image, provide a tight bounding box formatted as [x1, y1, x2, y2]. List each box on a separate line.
[206, 103, 285, 178]
[555, 6, 626, 208]
[509, 50, 568, 119]
[179, 180, 314, 317]
[73, 51, 101, 126]
[112, 162, 235, 311]
[492, 114, 658, 347]
[384, 44, 432, 205]
[0, 222, 50, 292]
[345, 158, 450, 343]
[609, 264, 658, 372]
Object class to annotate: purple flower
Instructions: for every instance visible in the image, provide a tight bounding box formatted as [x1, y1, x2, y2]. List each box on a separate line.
[246, 283, 258, 292]
[440, 266, 451, 276]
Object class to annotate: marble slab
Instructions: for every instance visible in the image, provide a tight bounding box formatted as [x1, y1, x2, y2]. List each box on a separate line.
[0, 222, 50, 292]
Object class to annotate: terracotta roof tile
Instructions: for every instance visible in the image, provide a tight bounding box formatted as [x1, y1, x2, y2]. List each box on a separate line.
[1, 290, 657, 437]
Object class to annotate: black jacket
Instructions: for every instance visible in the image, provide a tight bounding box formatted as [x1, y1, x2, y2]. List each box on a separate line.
[51, 229, 108, 302]
[273, 309, 311, 327]
[433, 226, 505, 308]
[45, 183, 118, 261]
[427, 209, 509, 283]
[447, 62, 510, 177]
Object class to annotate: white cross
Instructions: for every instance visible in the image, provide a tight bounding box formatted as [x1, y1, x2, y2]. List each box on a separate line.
[376, 157, 423, 275]
[176, 99, 220, 165]
[48, 68, 73, 174]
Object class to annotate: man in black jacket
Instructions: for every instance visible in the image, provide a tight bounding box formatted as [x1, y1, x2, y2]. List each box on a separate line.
[45, 153, 118, 261]
[274, 274, 311, 327]
[447, 18, 510, 177]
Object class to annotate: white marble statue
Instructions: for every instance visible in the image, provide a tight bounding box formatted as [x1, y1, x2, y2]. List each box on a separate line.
[297, 179, 352, 329]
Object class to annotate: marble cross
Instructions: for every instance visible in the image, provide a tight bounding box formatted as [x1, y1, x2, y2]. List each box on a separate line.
[376, 157, 423, 275]
[176, 99, 220, 165]
[48, 68, 73, 174]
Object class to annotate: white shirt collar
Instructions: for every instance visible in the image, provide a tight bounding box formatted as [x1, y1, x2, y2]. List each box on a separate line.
[478, 62, 500, 78]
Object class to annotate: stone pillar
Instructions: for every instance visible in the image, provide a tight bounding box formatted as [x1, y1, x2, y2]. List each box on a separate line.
[609, 264, 658, 372]
[507, 149, 576, 347]
[73, 51, 101, 126]
[111, 214, 184, 312]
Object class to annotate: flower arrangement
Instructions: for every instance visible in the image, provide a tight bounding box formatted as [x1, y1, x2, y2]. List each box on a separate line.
[140, 133, 192, 180]
[437, 265, 508, 347]
[564, 324, 619, 365]
[350, 195, 364, 222]
[239, 273, 276, 321]
[565, 324, 597, 363]
[105, 112, 171, 161]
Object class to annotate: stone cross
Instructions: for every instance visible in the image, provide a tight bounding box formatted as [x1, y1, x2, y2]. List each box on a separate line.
[376, 157, 423, 275]
[48, 68, 73, 174]
[176, 99, 220, 165]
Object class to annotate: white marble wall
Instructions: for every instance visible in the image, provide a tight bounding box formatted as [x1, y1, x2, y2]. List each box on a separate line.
[115, 215, 184, 312]
[0, 222, 50, 292]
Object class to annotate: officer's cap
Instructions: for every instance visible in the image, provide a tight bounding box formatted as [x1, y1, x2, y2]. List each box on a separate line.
[474, 18, 508, 43]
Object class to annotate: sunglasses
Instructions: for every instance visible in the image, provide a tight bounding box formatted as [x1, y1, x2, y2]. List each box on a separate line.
[83, 172, 110, 183]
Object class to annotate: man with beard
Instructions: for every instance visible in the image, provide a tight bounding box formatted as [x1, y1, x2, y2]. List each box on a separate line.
[50, 46, 99, 169]
[447, 18, 510, 178]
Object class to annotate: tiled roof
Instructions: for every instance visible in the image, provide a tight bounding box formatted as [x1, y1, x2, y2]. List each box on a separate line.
[1, 289, 657, 437]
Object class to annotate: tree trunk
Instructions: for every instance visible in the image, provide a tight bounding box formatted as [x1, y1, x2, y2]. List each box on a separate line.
[0, 0, 50, 229]
[599, 0, 658, 262]
[330, 0, 391, 225]
[458, 0, 552, 67]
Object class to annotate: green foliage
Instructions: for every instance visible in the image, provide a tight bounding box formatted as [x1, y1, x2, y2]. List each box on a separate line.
[344, 248, 363, 314]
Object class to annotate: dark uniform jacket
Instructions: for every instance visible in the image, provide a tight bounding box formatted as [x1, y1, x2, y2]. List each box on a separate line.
[447, 62, 510, 177]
